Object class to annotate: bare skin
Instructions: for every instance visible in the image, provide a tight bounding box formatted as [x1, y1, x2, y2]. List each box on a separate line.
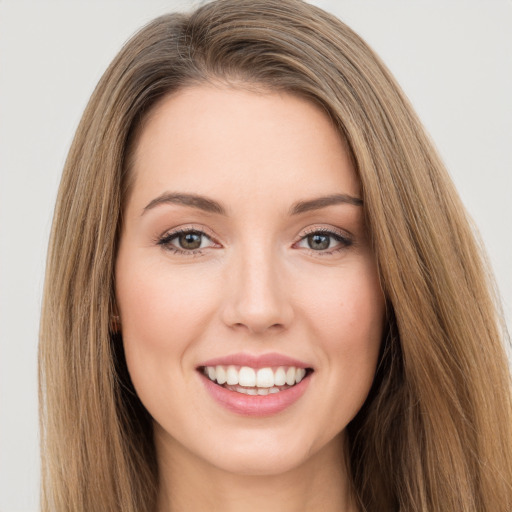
[115, 85, 384, 512]
[156, 428, 354, 512]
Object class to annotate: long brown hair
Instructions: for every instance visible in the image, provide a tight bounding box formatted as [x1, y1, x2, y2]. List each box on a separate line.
[39, 1, 512, 510]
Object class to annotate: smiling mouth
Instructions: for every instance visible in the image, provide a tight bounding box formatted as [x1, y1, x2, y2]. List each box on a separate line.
[199, 365, 314, 395]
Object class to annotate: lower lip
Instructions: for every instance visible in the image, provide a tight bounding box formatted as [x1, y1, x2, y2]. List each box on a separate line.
[199, 371, 312, 416]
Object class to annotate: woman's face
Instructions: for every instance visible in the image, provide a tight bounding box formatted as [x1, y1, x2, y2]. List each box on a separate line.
[115, 85, 385, 476]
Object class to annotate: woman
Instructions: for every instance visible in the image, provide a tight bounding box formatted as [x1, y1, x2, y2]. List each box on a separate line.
[39, 0, 512, 510]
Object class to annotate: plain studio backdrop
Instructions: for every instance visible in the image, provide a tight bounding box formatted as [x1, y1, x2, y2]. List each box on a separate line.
[0, 1, 510, 511]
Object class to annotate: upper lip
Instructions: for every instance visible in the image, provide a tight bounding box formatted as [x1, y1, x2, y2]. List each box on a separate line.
[198, 352, 313, 370]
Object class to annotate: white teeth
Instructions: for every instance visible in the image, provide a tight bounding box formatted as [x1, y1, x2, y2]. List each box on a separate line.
[215, 365, 227, 385]
[203, 364, 310, 390]
[256, 368, 274, 388]
[274, 367, 286, 386]
[239, 366, 256, 387]
[226, 365, 238, 385]
[285, 367, 296, 385]
[295, 368, 306, 383]
[224, 384, 292, 395]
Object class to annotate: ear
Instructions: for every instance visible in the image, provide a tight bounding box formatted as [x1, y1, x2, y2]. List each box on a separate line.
[110, 303, 121, 334]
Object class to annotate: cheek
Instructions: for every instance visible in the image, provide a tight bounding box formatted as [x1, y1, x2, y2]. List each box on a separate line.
[116, 257, 216, 347]
[114, 251, 222, 401]
[299, 259, 384, 403]
[114, 251, 224, 425]
[303, 259, 384, 346]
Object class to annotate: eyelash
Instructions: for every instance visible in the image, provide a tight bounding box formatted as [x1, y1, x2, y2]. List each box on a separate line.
[156, 226, 353, 257]
[296, 227, 353, 256]
[156, 227, 217, 257]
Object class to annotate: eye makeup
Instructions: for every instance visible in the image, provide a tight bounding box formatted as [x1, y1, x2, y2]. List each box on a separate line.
[155, 224, 354, 258]
[293, 226, 353, 257]
[155, 225, 220, 256]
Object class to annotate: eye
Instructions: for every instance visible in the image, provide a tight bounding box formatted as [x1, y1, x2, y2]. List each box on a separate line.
[157, 229, 217, 254]
[295, 229, 352, 254]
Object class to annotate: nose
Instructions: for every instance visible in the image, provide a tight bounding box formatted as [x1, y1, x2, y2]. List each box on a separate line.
[220, 245, 294, 335]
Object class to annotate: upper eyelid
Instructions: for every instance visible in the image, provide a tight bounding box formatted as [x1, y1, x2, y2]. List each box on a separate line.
[158, 225, 349, 239]
[158, 224, 218, 242]
[295, 229, 352, 247]
[296, 225, 353, 241]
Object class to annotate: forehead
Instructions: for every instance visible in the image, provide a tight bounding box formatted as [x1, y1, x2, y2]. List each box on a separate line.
[127, 85, 359, 213]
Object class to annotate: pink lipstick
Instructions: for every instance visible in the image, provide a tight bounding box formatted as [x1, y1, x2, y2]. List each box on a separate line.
[197, 352, 314, 416]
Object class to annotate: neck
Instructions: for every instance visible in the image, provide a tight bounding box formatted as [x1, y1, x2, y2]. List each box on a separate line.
[155, 428, 358, 512]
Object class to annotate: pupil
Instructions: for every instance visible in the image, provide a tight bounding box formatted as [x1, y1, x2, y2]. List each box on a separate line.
[180, 232, 202, 250]
[308, 234, 329, 250]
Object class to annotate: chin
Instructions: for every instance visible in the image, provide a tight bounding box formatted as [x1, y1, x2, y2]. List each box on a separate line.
[219, 446, 306, 476]
[192, 426, 344, 478]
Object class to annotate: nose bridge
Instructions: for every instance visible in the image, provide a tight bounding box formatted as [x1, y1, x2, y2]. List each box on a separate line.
[222, 239, 293, 334]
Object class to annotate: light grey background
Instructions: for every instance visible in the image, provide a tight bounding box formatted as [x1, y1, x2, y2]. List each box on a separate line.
[1, 1, 510, 511]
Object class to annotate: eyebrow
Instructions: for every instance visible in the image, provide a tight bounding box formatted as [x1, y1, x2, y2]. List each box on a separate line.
[143, 192, 226, 215]
[289, 193, 363, 215]
[142, 191, 363, 216]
